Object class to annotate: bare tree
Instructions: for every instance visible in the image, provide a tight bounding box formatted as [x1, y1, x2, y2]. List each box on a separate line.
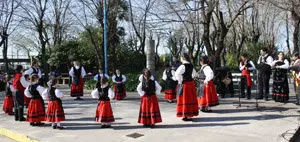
[20, 0, 50, 80]
[0, 0, 22, 73]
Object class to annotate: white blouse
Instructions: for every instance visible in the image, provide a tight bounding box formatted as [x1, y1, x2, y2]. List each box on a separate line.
[24, 83, 45, 98]
[201, 65, 214, 83]
[93, 73, 110, 81]
[239, 60, 256, 71]
[112, 74, 126, 83]
[257, 55, 273, 67]
[41, 88, 64, 100]
[91, 84, 115, 99]
[175, 61, 197, 84]
[271, 59, 289, 69]
[69, 66, 86, 78]
[162, 69, 176, 81]
[25, 67, 42, 79]
[136, 77, 161, 97]
[20, 75, 30, 88]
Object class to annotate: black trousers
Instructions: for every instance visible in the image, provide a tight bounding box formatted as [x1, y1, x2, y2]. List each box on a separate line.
[240, 76, 251, 98]
[257, 73, 271, 99]
[13, 91, 25, 120]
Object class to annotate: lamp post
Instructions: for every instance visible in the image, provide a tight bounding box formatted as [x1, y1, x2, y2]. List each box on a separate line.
[103, 0, 108, 75]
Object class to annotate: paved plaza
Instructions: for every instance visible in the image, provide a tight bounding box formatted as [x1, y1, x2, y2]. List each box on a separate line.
[0, 85, 300, 142]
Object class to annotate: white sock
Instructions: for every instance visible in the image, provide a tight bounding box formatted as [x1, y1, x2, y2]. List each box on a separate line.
[57, 122, 61, 126]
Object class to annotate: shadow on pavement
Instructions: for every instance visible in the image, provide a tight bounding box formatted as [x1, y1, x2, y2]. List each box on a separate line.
[113, 122, 249, 130]
[192, 114, 300, 122]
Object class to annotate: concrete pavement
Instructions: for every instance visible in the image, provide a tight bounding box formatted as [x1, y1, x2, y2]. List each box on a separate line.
[0, 85, 299, 142]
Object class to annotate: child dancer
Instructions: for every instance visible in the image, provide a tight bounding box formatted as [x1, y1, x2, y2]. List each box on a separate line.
[197, 56, 219, 112]
[162, 64, 177, 103]
[137, 69, 162, 128]
[12, 65, 26, 121]
[24, 74, 46, 126]
[3, 75, 14, 115]
[91, 77, 115, 128]
[112, 69, 127, 100]
[42, 78, 66, 129]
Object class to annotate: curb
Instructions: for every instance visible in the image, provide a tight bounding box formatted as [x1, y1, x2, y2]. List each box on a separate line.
[0, 128, 39, 142]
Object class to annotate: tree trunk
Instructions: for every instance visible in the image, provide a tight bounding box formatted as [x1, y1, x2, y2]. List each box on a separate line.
[146, 39, 155, 74]
[3, 33, 8, 73]
[291, 10, 300, 54]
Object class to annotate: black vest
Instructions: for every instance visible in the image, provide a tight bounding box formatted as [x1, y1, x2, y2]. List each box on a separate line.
[241, 60, 253, 69]
[49, 87, 60, 101]
[32, 67, 39, 74]
[258, 55, 272, 74]
[115, 74, 123, 82]
[29, 84, 42, 99]
[5, 82, 12, 97]
[182, 64, 193, 82]
[198, 65, 207, 80]
[73, 66, 82, 78]
[142, 78, 156, 95]
[98, 86, 110, 101]
[166, 69, 173, 80]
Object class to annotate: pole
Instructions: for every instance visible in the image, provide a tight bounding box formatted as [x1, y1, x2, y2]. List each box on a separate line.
[103, 0, 108, 75]
[169, 31, 172, 66]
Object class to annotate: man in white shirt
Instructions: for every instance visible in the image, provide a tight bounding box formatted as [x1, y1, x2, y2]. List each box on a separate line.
[256, 48, 273, 101]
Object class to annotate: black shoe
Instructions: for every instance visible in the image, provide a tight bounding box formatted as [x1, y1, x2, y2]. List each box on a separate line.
[150, 124, 155, 128]
[74, 97, 83, 100]
[255, 97, 263, 100]
[143, 124, 150, 127]
[56, 126, 65, 130]
[240, 95, 245, 98]
[19, 117, 26, 121]
[36, 122, 45, 126]
[246, 97, 251, 100]
[264, 97, 268, 101]
[200, 108, 206, 112]
[182, 117, 192, 121]
[230, 94, 234, 97]
[30, 123, 37, 126]
[52, 126, 57, 129]
[101, 125, 111, 128]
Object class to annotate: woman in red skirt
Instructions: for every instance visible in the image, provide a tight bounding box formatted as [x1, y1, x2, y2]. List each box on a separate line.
[137, 69, 162, 128]
[197, 56, 219, 112]
[162, 64, 177, 103]
[69, 60, 86, 100]
[24, 74, 46, 126]
[175, 53, 199, 121]
[42, 78, 65, 129]
[3, 75, 14, 115]
[91, 76, 115, 128]
[112, 69, 127, 100]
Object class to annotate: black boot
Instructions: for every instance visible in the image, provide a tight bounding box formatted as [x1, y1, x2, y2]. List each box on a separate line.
[14, 107, 19, 121]
[18, 107, 26, 121]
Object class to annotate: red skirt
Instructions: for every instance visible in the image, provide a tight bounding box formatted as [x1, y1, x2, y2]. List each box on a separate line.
[26, 99, 45, 122]
[24, 96, 30, 106]
[3, 96, 13, 114]
[95, 101, 115, 123]
[138, 95, 162, 125]
[164, 89, 176, 100]
[113, 84, 126, 100]
[242, 70, 253, 86]
[70, 78, 84, 97]
[45, 100, 65, 122]
[198, 81, 219, 108]
[177, 81, 199, 118]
